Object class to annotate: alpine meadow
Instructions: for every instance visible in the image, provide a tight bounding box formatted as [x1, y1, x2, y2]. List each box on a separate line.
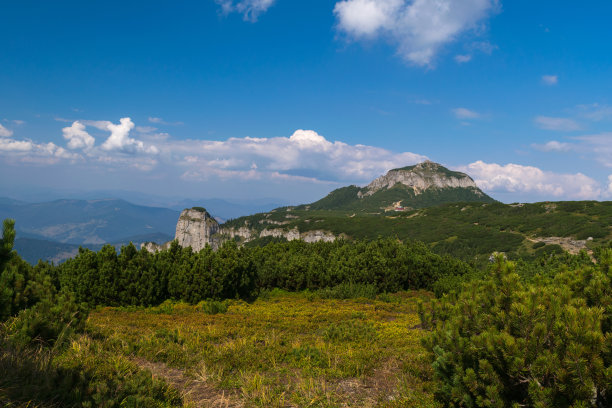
[2, 1, 612, 407]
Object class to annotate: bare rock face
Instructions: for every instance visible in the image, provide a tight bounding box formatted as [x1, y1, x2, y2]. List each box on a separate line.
[175, 208, 219, 252]
[142, 207, 219, 253]
[360, 160, 481, 197]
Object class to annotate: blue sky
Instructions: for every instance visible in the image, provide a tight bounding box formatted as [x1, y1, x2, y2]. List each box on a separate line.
[2, 0, 612, 204]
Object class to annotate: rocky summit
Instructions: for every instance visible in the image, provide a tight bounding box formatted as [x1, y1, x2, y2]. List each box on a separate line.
[359, 160, 483, 197]
[306, 161, 495, 212]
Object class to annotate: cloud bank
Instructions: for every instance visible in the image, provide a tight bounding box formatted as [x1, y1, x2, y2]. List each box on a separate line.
[333, 0, 499, 65]
[464, 161, 602, 200]
[3, 116, 612, 202]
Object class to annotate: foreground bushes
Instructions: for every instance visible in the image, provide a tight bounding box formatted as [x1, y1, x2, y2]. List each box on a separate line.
[419, 253, 612, 407]
[1, 219, 183, 407]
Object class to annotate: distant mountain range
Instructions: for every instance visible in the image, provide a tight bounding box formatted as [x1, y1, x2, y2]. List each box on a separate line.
[0, 195, 288, 264]
[0, 198, 179, 245]
[7, 161, 611, 266]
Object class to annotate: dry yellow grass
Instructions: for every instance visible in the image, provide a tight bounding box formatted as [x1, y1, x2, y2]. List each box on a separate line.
[86, 290, 439, 408]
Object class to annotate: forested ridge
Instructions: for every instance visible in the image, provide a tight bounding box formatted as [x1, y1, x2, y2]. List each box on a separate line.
[1, 217, 611, 407]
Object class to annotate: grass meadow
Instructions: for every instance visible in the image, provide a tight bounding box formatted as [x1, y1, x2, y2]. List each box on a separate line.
[80, 290, 438, 407]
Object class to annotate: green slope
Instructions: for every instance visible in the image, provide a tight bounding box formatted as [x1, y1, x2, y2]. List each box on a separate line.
[222, 201, 612, 263]
[302, 162, 495, 212]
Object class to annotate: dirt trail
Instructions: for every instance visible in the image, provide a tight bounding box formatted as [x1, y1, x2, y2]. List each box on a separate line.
[132, 357, 243, 408]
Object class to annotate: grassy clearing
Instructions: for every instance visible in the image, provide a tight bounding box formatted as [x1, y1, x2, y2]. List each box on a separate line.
[87, 290, 438, 408]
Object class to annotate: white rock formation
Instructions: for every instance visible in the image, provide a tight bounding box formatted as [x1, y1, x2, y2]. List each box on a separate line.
[142, 207, 219, 253]
[174, 208, 219, 252]
[360, 160, 481, 197]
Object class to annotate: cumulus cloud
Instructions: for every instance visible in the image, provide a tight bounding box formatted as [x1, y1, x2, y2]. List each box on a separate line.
[534, 116, 581, 132]
[0, 137, 80, 164]
[452, 107, 481, 119]
[464, 161, 602, 200]
[101, 118, 158, 154]
[164, 129, 428, 183]
[0, 124, 13, 138]
[62, 121, 95, 150]
[334, 0, 499, 66]
[0, 138, 31, 152]
[541, 75, 558, 85]
[216, 0, 275, 22]
[1, 120, 428, 183]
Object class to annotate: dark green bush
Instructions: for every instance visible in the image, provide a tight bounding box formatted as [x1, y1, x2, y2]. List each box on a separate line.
[419, 253, 611, 407]
[317, 282, 378, 299]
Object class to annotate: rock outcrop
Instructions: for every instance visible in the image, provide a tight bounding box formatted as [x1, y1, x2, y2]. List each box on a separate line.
[143, 207, 219, 252]
[360, 160, 482, 197]
[174, 208, 219, 252]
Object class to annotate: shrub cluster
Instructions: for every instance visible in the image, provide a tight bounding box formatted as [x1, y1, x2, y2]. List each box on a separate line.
[419, 253, 612, 407]
[57, 238, 473, 307]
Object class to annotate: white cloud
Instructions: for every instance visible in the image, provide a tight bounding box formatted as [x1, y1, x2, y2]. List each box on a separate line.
[0, 138, 31, 152]
[216, 0, 275, 22]
[0, 137, 80, 164]
[334, 0, 499, 66]
[454, 54, 472, 63]
[534, 116, 581, 132]
[0, 124, 13, 138]
[163, 129, 428, 183]
[452, 107, 481, 119]
[62, 121, 95, 150]
[531, 140, 572, 152]
[541, 75, 558, 85]
[148, 117, 163, 124]
[101, 118, 158, 154]
[464, 161, 602, 200]
[2, 119, 428, 184]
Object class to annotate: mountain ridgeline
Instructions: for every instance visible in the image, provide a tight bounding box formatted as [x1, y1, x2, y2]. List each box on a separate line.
[304, 161, 495, 212]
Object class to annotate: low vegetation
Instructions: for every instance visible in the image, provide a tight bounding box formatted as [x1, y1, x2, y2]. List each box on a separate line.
[2, 217, 611, 407]
[224, 200, 612, 264]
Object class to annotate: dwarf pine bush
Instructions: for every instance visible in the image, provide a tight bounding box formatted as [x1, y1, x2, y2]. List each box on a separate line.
[419, 253, 611, 407]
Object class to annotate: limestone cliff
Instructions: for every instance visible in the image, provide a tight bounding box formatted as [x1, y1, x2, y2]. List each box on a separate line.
[359, 160, 482, 198]
[174, 208, 219, 252]
[142, 207, 220, 252]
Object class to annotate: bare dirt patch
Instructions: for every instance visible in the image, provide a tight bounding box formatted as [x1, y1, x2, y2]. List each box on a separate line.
[528, 236, 590, 255]
[132, 357, 243, 408]
[334, 359, 402, 407]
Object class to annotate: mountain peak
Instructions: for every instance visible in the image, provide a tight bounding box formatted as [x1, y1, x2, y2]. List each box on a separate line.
[361, 161, 479, 197]
[306, 161, 495, 212]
